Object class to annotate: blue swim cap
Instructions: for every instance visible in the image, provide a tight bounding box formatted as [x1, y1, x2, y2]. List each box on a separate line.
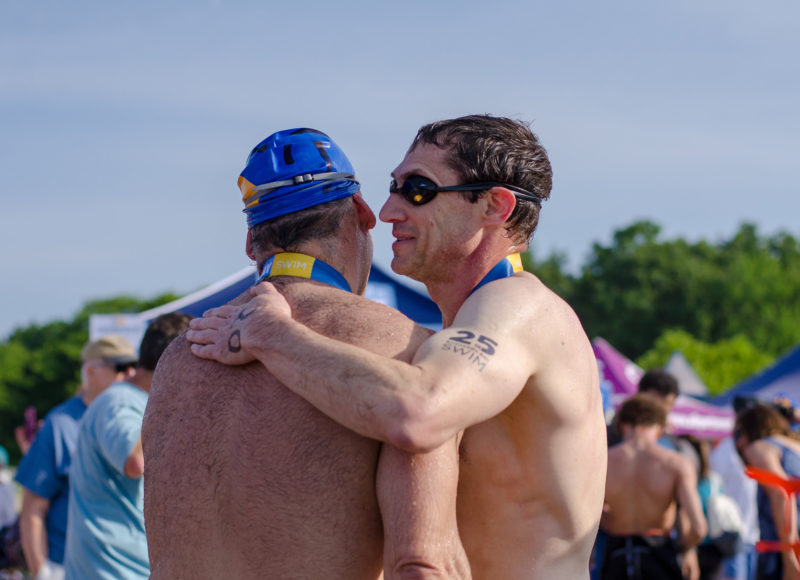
[239, 128, 361, 228]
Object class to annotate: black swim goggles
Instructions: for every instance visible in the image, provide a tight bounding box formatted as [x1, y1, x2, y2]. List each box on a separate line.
[389, 174, 542, 207]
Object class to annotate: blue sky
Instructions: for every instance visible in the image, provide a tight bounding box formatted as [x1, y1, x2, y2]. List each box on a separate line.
[2, 0, 798, 338]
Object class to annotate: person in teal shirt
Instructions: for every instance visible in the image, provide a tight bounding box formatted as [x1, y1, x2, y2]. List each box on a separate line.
[16, 335, 136, 579]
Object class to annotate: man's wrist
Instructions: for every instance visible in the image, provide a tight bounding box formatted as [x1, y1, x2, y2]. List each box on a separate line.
[240, 313, 294, 360]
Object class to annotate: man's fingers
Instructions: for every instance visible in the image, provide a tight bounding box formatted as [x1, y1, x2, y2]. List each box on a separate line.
[201, 305, 238, 319]
[185, 328, 221, 345]
[190, 343, 220, 360]
[189, 314, 232, 332]
[188, 318, 210, 331]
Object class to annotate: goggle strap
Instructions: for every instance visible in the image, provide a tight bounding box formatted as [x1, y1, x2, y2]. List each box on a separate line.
[443, 182, 542, 205]
[248, 171, 357, 198]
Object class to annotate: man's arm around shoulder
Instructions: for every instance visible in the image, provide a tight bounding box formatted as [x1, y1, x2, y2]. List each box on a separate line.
[188, 280, 536, 452]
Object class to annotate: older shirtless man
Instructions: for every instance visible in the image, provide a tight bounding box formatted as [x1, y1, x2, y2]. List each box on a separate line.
[601, 395, 707, 579]
[143, 129, 468, 579]
[189, 115, 608, 578]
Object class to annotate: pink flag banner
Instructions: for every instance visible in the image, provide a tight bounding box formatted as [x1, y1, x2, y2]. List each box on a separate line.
[593, 337, 643, 395]
[593, 337, 734, 439]
[669, 396, 735, 440]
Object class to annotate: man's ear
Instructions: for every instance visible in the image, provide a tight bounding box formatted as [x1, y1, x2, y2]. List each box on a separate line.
[353, 194, 377, 230]
[245, 230, 256, 261]
[484, 187, 517, 226]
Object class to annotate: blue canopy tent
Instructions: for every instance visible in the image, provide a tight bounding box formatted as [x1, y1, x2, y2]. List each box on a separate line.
[712, 344, 800, 406]
[89, 263, 442, 347]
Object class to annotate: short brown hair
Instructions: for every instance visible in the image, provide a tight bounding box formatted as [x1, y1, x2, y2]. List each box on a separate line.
[410, 115, 552, 245]
[616, 394, 668, 428]
[139, 313, 193, 371]
[735, 403, 793, 443]
[248, 197, 353, 259]
[638, 369, 679, 398]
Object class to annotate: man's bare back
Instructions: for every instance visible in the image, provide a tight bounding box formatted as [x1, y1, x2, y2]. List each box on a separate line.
[601, 394, 706, 548]
[142, 281, 434, 580]
[596, 396, 707, 580]
[603, 438, 694, 535]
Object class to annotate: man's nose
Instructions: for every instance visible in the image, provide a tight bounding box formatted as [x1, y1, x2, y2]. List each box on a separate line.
[379, 194, 403, 224]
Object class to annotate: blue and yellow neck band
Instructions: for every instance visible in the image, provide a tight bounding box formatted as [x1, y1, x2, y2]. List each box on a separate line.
[257, 252, 351, 293]
[470, 253, 523, 296]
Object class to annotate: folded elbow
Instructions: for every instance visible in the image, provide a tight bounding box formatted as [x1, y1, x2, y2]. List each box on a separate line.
[389, 547, 471, 579]
[685, 523, 707, 548]
[696, 521, 709, 544]
[384, 399, 450, 454]
[124, 456, 145, 479]
[391, 563, 466, 580]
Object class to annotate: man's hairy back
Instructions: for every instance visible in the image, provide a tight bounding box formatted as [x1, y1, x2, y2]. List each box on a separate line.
[142, 280, 431, 580]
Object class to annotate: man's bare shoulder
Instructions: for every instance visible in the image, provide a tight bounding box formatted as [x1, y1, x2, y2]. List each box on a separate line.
[144, 281, 434, 450]
[647, 441, 697, 475]
[152, 333, 208, 384]
[150, 287, 256, 392]
[467, 271, 588, 345]
[280, 281, 434, 358]
[146, 332, 231, 422]
[607, 441, 690, 490]
[479, 272, 596, 383]
[152, 281, 434, 395]
[518, 271, 585, 331]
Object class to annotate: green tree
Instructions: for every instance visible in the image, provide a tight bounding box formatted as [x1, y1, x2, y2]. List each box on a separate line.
[636, 329, 774, 395]
[566, 221, 800, 360]
[0, 292, 177, 463]
[715, 226, 800, 356]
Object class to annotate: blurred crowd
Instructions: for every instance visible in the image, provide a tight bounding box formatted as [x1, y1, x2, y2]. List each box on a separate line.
[594, 368, 800, 580]
[0, 313, 190, 580]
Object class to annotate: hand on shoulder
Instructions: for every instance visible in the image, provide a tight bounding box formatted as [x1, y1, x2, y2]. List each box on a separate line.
[186, 282, 294, 365]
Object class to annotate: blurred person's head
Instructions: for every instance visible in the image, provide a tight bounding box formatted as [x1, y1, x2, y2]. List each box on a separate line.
[732, 395, 759, 415]
[638, 368, 679, 411]
[771, 393, 799, 425]
[734, 402, 794, 457]
[615, 394, 668, 439]
[131, 313, 193, 395]
[80, 335, 138, 404]
[138, 313, 193, 372]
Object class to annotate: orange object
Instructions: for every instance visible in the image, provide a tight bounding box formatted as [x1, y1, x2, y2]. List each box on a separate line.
[745, 466, 800, 563]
